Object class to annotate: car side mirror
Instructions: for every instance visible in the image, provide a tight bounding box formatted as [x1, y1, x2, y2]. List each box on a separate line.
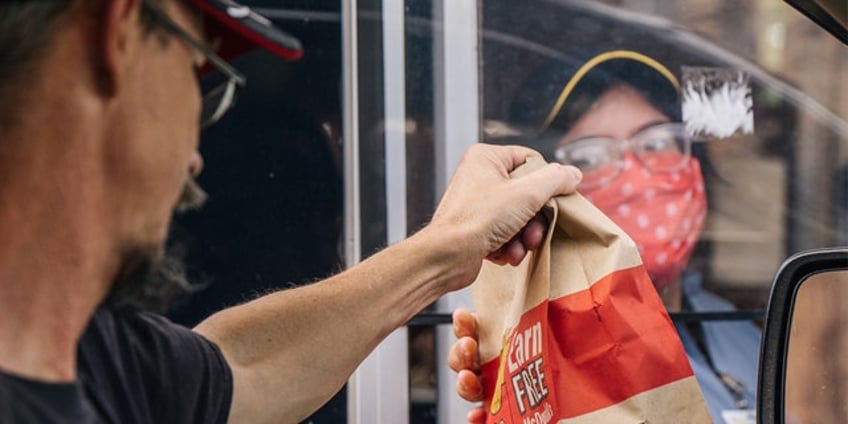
[758, 247, 848, 423]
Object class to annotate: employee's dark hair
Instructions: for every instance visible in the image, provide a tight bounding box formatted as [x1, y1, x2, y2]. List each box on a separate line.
[508, 49, 720, 184]
[510, 51, 679, 145]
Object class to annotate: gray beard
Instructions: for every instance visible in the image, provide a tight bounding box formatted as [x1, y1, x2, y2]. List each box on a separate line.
[103, 243, 199, 314]
[103, 178, 208, 314]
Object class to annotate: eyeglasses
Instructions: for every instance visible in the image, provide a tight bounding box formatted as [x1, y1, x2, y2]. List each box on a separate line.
[141, 1, 247, 129]
[554, 123, 701, 189]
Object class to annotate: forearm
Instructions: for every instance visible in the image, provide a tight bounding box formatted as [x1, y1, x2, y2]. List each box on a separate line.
[193, 146, 582, 423]
[194, 226, 473, 423]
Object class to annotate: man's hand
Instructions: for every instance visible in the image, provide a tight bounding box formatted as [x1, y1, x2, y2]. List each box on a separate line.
[428, 144, 582, 290]
[439, 145, 580, 423]
[448, 308, 485, 424]
[486, 212, 548, 266]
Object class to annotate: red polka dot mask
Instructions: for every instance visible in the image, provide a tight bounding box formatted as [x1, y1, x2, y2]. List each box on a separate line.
[581, 156, 707, 290]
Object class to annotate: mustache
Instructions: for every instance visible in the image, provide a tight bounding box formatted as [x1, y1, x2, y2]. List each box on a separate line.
[174, 177, 208, 213]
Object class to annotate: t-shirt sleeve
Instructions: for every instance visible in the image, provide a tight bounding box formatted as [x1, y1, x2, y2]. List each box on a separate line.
[136, 312, 234, 424]
[79, 309, 233, 424]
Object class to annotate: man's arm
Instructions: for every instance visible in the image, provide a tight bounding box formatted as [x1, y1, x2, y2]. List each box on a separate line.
[193, 144, 582, 423]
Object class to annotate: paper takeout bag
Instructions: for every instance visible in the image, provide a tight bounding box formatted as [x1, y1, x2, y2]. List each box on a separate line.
[471, 157, 711, 424]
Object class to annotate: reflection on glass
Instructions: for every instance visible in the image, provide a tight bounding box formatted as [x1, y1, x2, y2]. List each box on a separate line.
[786, 270, 848, 423]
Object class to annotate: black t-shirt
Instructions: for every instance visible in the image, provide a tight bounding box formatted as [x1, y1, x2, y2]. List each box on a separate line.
[0, 308, 233, 423]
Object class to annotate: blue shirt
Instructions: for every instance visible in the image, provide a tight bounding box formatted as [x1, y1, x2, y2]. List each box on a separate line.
[675, 272, 761, 424]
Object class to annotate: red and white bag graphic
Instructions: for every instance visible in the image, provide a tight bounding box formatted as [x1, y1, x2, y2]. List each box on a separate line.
[471, 157, 711, 424]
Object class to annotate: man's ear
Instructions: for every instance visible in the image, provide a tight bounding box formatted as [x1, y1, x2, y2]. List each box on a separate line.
[96, 0, 142, 97]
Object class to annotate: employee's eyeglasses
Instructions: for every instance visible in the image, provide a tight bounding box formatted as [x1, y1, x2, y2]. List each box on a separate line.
[141, 1, 247, 129]
[554, 122, 702, 189]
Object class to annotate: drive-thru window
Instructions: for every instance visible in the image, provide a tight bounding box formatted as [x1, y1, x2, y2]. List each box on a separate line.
[168, 1, 846, 422]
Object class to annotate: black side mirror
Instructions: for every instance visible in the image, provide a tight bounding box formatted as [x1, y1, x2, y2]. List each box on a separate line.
[758, 247, 848, 424]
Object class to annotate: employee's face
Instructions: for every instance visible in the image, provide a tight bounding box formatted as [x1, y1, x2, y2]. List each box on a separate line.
[559, 84, 670, 146]
[556, 84, 707, 290]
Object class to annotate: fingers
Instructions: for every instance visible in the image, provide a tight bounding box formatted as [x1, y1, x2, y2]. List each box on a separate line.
[452, 309, 484, 420]
[449, 309, 480, 374]
[515, 162, 582, 206]
[456, 369, 483, 402]
[448, 336, 481, 372]
[483, 144, 544, 171]
[486, 238, 526, 266]
[489, 162, 579, 263]
[467, 407, 486, 424]
[486, 213, 548, 266]
[450, 309, 482, 402]
[488, 146, 581, 257]
[452, 308, 478, 339]
[428, 144, 581, 289]
[519, 213, 547, 251]
[478, 143, 581, 201]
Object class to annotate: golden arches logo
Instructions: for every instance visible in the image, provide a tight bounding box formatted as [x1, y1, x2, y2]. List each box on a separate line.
[489, 330, 512, 415]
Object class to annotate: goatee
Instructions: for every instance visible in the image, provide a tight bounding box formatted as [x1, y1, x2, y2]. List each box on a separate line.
[103, 178, 208, 314]
[103, 243, 202, 314]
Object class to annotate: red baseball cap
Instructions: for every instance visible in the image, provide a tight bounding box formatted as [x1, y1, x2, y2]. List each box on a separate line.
[187, 0, 303, 61]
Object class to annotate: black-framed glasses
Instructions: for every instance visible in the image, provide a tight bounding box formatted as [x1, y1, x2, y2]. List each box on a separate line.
[141, 1, 247, 129]
[554, 122, 703, 189]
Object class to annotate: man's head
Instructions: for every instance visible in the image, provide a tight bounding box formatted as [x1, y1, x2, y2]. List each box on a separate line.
[0, 0, 300, 311]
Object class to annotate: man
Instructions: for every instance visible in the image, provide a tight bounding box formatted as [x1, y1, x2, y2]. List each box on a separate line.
[0, 0, 582, 422]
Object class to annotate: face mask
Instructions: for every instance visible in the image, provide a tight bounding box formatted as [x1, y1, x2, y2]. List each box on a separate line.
[582, 156, 707, 290]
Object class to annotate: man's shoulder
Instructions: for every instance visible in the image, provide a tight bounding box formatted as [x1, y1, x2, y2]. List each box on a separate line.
[80, 306, 214, 372]
[83, 307, 196, 345]
[78, 307, 233, 423]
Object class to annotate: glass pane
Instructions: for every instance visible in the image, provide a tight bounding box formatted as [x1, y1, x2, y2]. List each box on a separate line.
[167, 2, 347, 422]
[786, 270, 848, 423]
[164, 1, 846, 422]
[405, 2, 440, 423]
[479, 1, 845, 422]
[482, 0, 846, 304]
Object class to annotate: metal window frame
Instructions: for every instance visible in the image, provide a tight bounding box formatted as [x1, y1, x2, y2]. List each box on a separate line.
[346, 0, 411, 422]
[344, 0, 480, 422]
[432, 1, 481, 423]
